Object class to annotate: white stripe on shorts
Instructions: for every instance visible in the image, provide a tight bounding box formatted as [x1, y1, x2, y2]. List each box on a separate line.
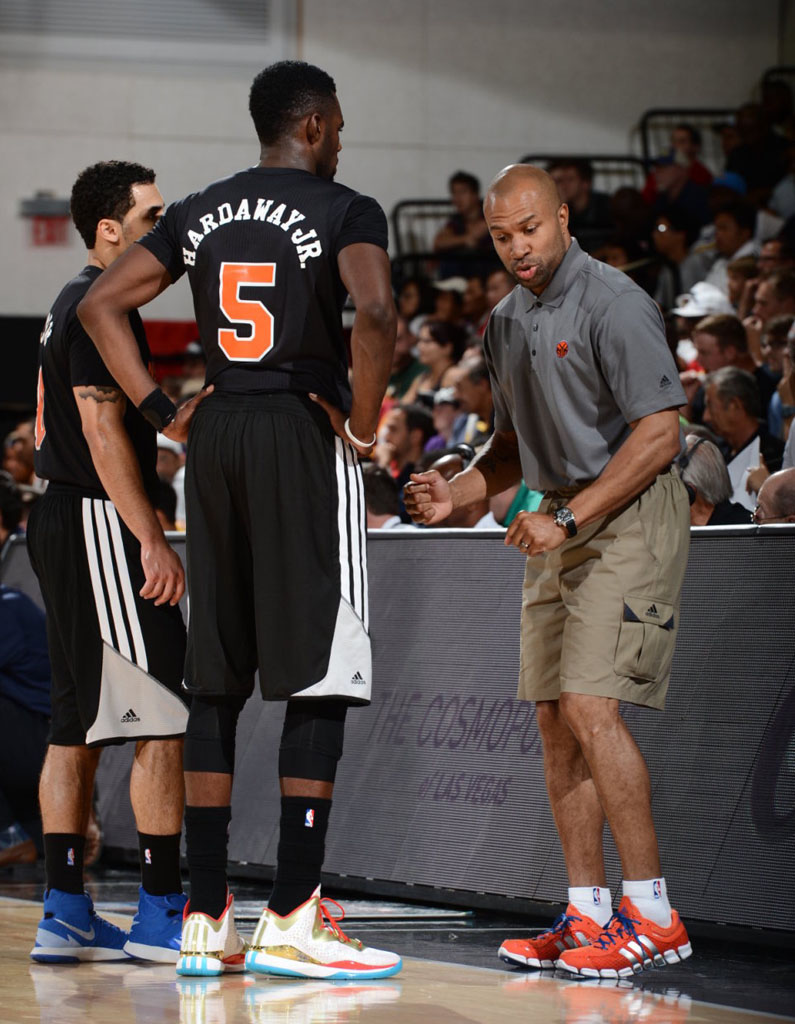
[92, 498, 132, 660]
[334, 437, 369, 624]
[82, 497, 113, 647]
[105, 501, 148, 671]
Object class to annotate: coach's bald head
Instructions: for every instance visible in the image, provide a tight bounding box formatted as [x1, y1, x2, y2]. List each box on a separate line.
[484, 164, 571, 296]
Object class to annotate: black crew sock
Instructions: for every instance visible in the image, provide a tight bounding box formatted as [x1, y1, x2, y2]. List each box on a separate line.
[44, 833, 85, 895]
[184, 805, 231, 919]
[138, 832, 183, 896]
[268, 796, 332, 917]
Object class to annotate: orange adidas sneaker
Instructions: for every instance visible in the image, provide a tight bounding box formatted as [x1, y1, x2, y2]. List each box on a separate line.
[498, 904, 605, 969]
[557, 896, 692, 978]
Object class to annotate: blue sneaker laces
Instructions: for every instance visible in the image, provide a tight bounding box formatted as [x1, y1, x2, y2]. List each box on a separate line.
[592, 909, 641, 950]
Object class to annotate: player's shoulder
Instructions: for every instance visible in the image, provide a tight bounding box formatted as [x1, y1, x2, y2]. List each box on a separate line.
[578, 251, 645, 306]
[48, 266, 102, 323]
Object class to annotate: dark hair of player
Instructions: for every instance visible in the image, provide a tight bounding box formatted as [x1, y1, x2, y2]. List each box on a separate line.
[249, 60, 337, 147]
[70, 160, 156, 249]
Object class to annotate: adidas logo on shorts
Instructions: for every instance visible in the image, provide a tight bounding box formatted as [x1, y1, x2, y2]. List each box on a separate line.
[350, 671, 366, 685]
[120, 707, 141, 723]
[646, 604, 659, 618]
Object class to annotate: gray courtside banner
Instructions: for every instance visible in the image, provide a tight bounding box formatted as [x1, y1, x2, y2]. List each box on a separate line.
[3, 528, 794, 931]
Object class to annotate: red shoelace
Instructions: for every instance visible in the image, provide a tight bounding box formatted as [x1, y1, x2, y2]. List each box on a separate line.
[320, 897, 352, 943]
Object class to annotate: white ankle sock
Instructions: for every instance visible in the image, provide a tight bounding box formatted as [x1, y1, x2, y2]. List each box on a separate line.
[622, 877, 672, 928]
[567, 885, 612, 927]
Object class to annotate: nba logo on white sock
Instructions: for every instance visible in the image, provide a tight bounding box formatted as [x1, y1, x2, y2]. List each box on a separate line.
[305, 809, 315, 828]
[67, 847, 74, 866]
[145, 848, 152, 865]
[653, 879, 662, 899]
[592, 886, 601, 905]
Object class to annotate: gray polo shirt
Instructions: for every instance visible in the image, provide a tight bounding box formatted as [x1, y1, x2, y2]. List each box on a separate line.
[483, 240, 686, 491]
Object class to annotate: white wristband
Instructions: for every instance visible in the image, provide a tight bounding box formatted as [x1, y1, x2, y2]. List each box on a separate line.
[343, 418, 377, 449]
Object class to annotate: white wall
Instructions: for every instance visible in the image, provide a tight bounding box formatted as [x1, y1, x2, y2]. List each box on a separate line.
[0, 0, 778, 320]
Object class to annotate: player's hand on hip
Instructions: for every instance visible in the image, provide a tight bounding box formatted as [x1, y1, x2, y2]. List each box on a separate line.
[162, 384, 215, 444]
[404, 471, 453, 524]
[505, 510, 567, 556]
[139, 537, 185, 606]
[309, 393, 375, 457]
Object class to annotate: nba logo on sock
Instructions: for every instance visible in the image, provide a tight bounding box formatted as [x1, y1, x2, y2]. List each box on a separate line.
[145, 848, 152, 865]
[653, 879, 662, 900]
[67, 847, 75, 866]
[305, 809, 315, 828]
[592, 887, 600, 905]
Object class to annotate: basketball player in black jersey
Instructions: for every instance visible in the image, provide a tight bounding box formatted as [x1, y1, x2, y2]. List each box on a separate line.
[79, 63, 401, 978]
[28, 161, 209, 965]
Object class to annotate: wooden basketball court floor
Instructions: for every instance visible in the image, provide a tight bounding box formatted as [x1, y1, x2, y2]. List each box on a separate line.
[1, 892, 792, 1024]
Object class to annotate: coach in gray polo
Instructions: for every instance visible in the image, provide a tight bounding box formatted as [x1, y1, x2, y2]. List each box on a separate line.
[405, 164, 693, 978]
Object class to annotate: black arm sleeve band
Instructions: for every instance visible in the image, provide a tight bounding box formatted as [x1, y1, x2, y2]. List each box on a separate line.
[138, 388, 178, 431]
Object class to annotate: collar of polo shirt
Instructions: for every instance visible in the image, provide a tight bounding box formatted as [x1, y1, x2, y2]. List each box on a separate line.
[524, 238, 587, 312]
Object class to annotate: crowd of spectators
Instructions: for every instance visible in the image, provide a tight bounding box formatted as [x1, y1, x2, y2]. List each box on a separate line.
[375, 84, 795, 527]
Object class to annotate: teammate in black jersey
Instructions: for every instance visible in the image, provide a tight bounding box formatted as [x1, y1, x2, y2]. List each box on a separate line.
[79, 63, 401, 978]
[28, 161, 208, 965]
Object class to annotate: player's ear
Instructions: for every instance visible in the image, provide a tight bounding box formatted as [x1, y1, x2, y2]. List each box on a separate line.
[558, 202, 569, 232]
[96, 218, 122, 245]
[305, 111, 323, 145]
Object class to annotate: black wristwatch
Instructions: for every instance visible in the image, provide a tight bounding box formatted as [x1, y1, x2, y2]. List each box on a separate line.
[552, 506, 577, 537]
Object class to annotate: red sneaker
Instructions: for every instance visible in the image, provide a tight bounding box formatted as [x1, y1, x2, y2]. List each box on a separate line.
[498, 904, 605, 969]
[557, 896, 692, 979]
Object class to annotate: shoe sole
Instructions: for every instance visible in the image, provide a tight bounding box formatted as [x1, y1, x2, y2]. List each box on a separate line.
[558, 941, 693, 979]
[245, 950, 403, 980]
[124, 939, 180, 964]
[176, 955, 247, 976]
[31, 946, 130, 963]
[498, 944, 555, 970]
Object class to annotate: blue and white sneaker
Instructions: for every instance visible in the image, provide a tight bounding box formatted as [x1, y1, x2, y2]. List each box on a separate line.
[30, 889, 129, 963]
[124, 886, 188, 963]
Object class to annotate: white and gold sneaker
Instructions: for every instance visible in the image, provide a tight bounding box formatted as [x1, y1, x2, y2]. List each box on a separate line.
[176, 892, 248, 977]
[245, 887, 402, 980]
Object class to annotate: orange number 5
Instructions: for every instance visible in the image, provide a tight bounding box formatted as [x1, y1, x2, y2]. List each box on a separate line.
[35, 367, 46, 450]
[218, 261, 276, 362]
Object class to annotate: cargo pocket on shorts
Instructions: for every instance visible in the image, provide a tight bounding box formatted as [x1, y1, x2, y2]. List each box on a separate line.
[614, 595, 676, 683]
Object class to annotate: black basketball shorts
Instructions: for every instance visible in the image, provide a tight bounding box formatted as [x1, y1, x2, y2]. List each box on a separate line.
[26, 490, 188, 746]
[183, 392, 371, 705]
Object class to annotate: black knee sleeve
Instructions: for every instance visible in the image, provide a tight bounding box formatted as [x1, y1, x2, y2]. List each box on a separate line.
[278, 699, 347, 783]
[184, 694, 247, 774]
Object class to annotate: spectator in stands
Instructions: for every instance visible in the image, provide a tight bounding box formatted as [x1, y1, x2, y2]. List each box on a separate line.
[386, 316, 423, 402]
[545, 159, 614, 253]
[685, 314, 777, 426]
[429, 277, 467, 325]
[672, 283, 735, 375]
[452, 356, 494, 446]
[651, 209, 711, 309]
[3, 419, 42, 492]
[759, 315, 794, 439]
[401, 320, 467, 404]
[754, 467, 795, 523]
[643, 124, 713, 205]
[761, 79, 795, 141]
[433, 171, 494, 276]
[484, 267, 515, 313]
[182, 340, 206, 381]
[462, 275, 489, 334]
[362, 464, 415, 530]
[425, 388, 459, 453]
[397, 276, 435, 333]
[610, 187, 653, 248]
[156, 434, 185, 529]
[154, 479, 178, 533]
[650, 154, 711, 231]
[0, 473, 51, 865]
[376, 403, 435, 516]
[727, 255, 758, 315]
[757, 237, 795, 277]
[678, 434, 750, 525]
[727, 103, 789, 205]
[744, 270, 795, 365]
[704, 366, 784, 509]
[704, 201, 758, 296]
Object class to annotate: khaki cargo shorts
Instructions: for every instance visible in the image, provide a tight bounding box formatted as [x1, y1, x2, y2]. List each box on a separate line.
[518, 467, 690, 710]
